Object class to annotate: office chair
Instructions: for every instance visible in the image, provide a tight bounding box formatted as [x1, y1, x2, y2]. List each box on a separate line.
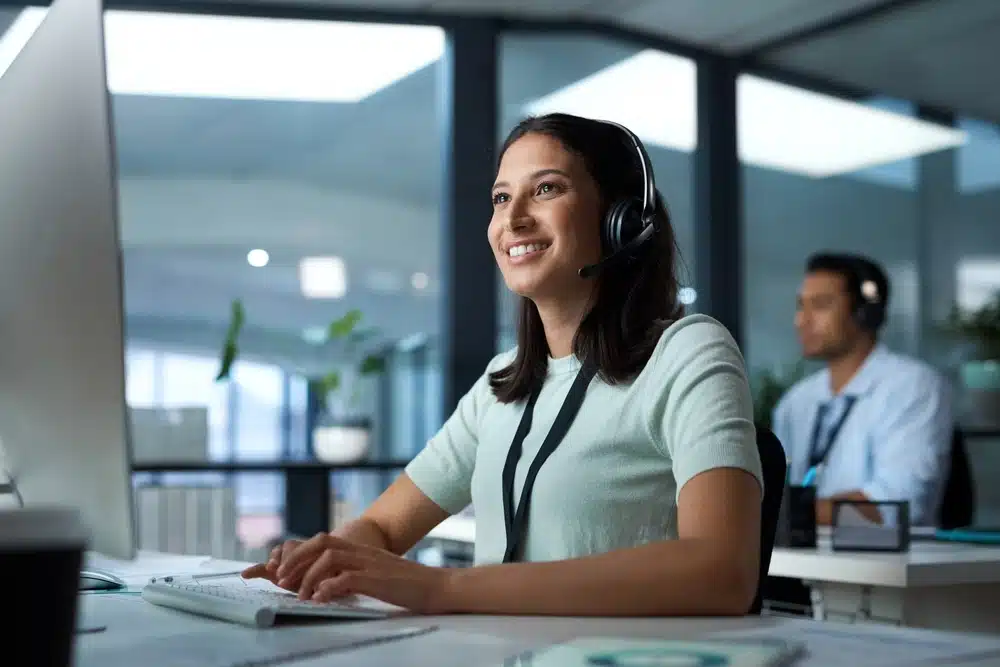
[939, 427, 975, 530]
[748, 425, 787, 615]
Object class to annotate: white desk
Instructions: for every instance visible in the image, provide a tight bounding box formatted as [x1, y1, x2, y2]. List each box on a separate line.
[75, 585, 1000, 667]
[770, 535, 1000, 634]
[427, 516, 1000, 634]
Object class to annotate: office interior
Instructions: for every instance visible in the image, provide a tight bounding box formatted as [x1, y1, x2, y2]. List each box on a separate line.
[3, 0, 1000, 605]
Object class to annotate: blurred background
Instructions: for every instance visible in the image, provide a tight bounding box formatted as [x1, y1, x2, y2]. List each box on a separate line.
[1, 0, 998, 561]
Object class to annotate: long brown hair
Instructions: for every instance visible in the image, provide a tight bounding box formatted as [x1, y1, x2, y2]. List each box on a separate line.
[489, 113, 684, 403]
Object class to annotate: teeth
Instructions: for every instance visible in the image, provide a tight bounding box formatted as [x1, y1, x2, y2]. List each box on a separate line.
[508, 243, 550, 257]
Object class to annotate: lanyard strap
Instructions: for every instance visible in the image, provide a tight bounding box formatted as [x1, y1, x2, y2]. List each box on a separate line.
[808, 395, 858, 469]
[501, 360, 597, 563]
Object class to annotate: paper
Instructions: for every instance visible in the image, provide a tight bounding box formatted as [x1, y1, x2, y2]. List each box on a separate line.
[711, 622, 1000, 666]
[498, 637, 805, 667]
[84, 551, 249, 588]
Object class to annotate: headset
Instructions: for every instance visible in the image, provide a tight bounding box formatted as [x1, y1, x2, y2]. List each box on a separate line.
[850, 261, 886, 332]
[578, 120, 660, 279]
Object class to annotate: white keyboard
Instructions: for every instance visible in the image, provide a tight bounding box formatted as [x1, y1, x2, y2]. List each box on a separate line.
[142, 580, 391, 628]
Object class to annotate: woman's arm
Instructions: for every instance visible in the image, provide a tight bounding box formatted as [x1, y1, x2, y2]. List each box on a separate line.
[336, 473, 450, 555]
[438, 466, 761, 616]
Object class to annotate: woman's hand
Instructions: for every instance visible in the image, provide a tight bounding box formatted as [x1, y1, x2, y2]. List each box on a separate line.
[276, 532, 454, 614]
[241, 538, 305, 591]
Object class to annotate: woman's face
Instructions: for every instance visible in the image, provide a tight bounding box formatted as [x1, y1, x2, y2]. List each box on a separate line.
[488, 132, 603, 302]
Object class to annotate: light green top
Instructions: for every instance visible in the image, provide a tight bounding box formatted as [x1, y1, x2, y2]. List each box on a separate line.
[405, 314, 764, 565]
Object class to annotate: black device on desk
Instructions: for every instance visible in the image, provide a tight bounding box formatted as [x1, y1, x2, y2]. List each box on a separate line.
[831, 500, 910, 552]
[775, 485, 817, 549]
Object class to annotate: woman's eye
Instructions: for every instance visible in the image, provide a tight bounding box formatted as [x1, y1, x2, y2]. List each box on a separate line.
[536, 182, 560, 196]
[492, 192, 509, 206]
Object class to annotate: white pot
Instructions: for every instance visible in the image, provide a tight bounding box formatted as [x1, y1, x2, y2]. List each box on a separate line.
[312, 425, 370, 463]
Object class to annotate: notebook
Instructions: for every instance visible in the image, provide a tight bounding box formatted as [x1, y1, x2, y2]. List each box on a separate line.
[499, 636, 805, 667]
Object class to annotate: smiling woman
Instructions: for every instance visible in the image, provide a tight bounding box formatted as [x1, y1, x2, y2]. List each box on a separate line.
[244, 112, 764, 619]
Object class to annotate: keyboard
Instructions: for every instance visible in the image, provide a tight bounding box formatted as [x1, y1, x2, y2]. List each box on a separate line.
[142, 580, 392, 628]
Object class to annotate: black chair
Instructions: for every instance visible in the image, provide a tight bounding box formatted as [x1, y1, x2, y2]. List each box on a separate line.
[748, 425, 787, 615]
[939, 427, 975, 530]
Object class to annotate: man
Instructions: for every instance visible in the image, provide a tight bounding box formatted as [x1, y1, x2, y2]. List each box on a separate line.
[773, 252, 953, 527]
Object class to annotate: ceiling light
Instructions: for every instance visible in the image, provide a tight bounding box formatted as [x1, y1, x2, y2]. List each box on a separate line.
[678, 287, 697, 305]
[524, 49, 966, 178]
[411, 272, 429, 290]
[246, 249, 269, 268]
[525, 50, 697, 152]
[299, 256, 347, 299]
[737, 76, 967, 177]
[0, 7, 44, 77]
[0, 8, 444, 102]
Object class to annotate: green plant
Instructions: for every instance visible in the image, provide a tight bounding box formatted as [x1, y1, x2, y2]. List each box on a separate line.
[941, 292, 1000, 360]
[215, 299, 387, 419]
[750, 361, 807, 431]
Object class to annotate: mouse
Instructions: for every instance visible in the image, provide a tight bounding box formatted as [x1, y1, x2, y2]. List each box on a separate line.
[78, 569, 126, 591]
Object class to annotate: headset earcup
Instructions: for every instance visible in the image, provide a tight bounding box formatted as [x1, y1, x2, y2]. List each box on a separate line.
[602, 197, 645, 254]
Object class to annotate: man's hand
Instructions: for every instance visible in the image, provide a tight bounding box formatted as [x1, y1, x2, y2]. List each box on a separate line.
[817, 491, 883, 526]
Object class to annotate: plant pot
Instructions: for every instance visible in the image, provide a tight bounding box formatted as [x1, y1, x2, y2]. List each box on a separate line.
[959, 360, 1000, 428]
[311, 418, 371, 464]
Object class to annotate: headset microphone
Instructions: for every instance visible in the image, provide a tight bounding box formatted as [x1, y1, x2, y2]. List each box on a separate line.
[578, 223, 656, 279]
[577, 120, 659, 280]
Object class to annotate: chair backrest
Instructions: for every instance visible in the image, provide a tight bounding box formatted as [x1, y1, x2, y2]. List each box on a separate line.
[939, 427, 975, 530]
[749, 425, 787, 615]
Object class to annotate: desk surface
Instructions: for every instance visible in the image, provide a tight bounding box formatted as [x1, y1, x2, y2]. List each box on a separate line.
[426, 516, 1000, 588]
[770, 537, 1000, 587]
[76, 593, 1000, 667]
[74, 551, 1000, 667]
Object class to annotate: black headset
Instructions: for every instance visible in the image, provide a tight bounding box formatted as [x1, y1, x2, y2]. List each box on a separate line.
[850, 261, 886, 331]
[578, 121, 659, 279]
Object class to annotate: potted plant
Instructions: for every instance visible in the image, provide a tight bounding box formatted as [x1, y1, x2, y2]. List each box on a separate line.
[750, 361, 807, 432]
[215, 299, 387, 463]
[941, 292, 1000, 427]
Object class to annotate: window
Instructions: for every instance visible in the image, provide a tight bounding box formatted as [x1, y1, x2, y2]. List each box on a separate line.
[738, 86, 964, 372]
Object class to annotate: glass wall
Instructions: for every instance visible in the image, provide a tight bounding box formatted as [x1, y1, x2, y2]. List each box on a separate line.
[739, 83, 944, 374]
[107, 10, 445, 547]
[495, 33, 697, 350]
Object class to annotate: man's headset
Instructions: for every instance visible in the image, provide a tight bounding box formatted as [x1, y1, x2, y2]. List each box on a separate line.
[578, 121, 660, 279]
[852, 262, 886, 331]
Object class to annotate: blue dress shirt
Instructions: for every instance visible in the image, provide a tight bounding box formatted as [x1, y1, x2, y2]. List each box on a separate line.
[772, 344, 953, 526]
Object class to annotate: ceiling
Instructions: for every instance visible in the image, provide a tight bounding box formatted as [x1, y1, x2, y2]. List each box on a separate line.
[2, 0, 998, 373]
[303, 0, 1000, 124]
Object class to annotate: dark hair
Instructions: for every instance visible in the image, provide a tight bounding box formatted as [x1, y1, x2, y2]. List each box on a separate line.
[806, 251, 891, 323]
[489, 113, 684, 404]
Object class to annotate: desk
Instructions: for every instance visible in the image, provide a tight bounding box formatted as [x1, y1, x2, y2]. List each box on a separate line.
[426, 516, 1000, 634]
[769, 535, 1000, 634]
[71, 551, 1000, 666]
[74, 588, 1000, 667]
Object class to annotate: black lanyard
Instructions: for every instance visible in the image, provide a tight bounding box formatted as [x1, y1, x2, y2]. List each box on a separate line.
[500, 359, 597, 563]
[808, 395, 858, 468]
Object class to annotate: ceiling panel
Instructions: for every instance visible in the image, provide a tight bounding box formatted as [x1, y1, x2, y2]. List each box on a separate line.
[761, 0, 1000, 123]
[593, 0, 891, 52]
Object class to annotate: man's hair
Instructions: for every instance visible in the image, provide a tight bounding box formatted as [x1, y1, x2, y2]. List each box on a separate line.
[805, 252, 890, 328]
[488, 113, 684, 404]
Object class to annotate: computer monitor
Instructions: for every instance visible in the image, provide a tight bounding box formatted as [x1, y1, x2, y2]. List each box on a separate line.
[0, 0, 136, 561]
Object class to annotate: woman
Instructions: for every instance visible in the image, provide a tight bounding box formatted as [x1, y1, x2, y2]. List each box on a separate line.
[242, 113, 763, 616]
